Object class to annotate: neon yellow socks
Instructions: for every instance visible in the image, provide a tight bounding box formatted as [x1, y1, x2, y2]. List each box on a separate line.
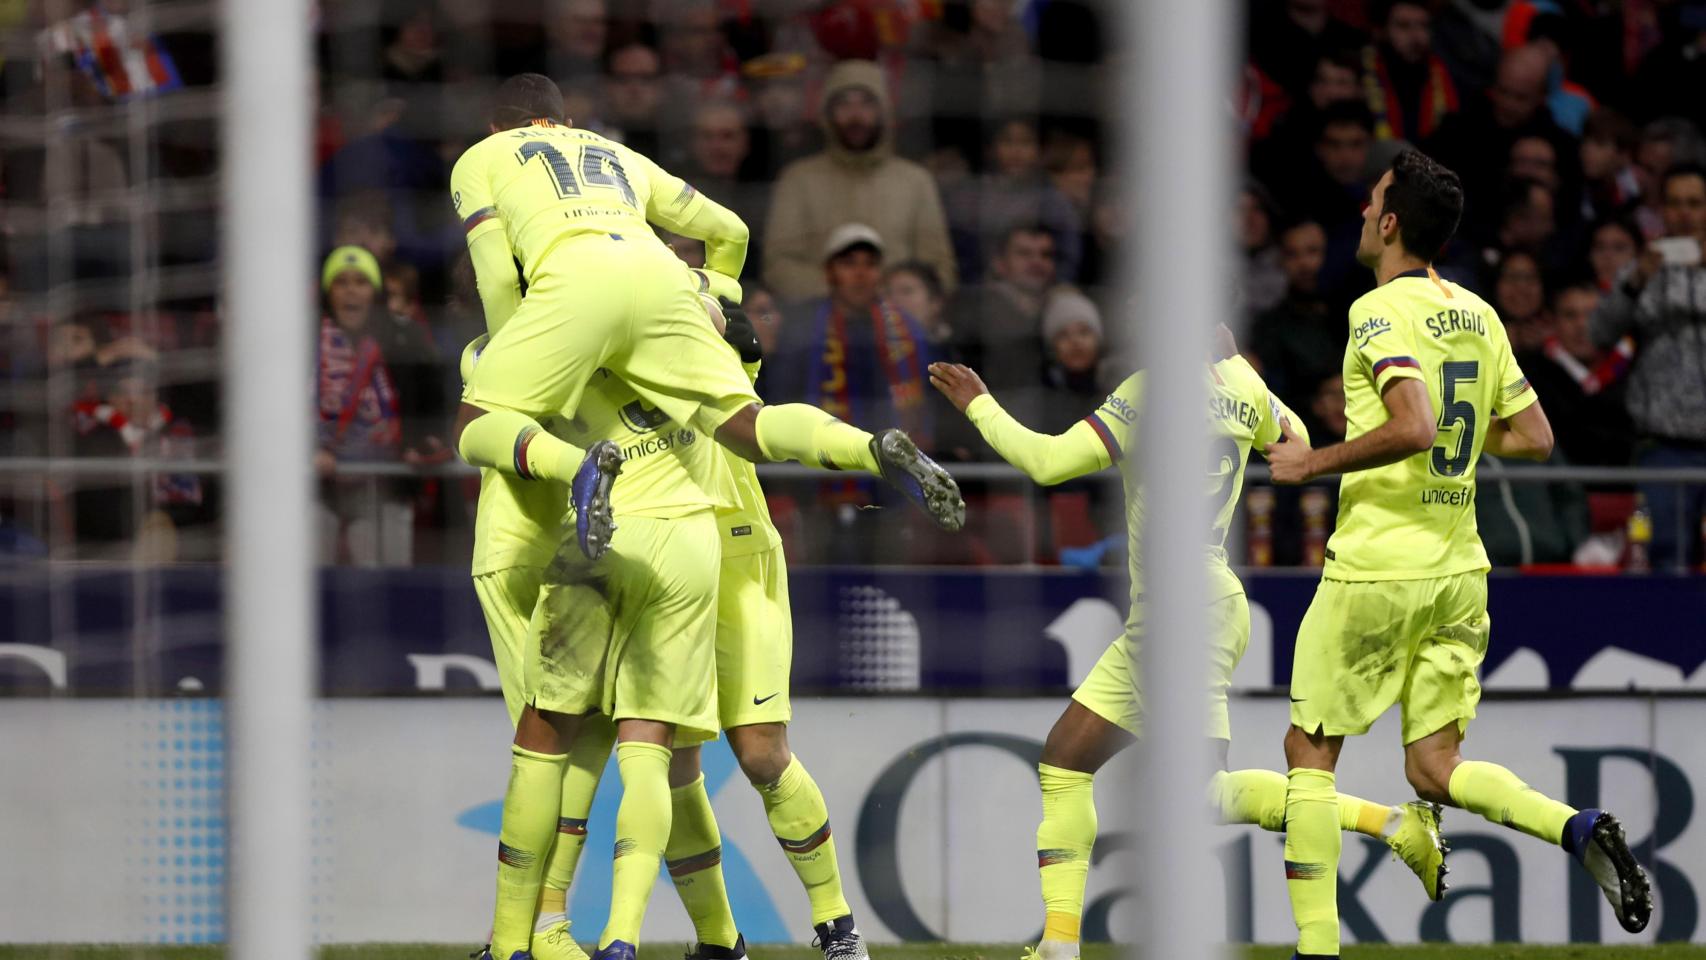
[538, 715, 617, 930]
[753, 404, 880, 474]
[1285, 767, 1341, 957]
[492, 745, 569, 958]
[1339, 794, 1401, 839]
[758, 755, 851, 925]
[666, 774, 741, 949]
[1448, 759, 1576, 845]
[1212, 768, 1398, 839]
[1212, 768, 1287, 831]
[601, 741, 674, 949]
[459, 407, 584, 482]
[1035, 763, 1096, 946]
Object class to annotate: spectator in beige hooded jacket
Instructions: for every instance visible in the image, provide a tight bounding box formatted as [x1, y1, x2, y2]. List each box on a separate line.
[763, 59, 958, 301]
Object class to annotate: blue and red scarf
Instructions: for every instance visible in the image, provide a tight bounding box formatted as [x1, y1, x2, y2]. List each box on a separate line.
[806, 298, 932, 444]
[316, 316, 401, 460]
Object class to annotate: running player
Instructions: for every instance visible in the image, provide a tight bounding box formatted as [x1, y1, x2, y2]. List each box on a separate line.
[661, 295, 871, 960]
[929, 347, 1440, 960]
[450, 73, 962, 559]
[473, 289, 738, 960]
[1264, 149, 1651, 959]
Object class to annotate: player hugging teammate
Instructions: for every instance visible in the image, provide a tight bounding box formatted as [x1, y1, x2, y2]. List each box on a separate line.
[453, 74, 962, 960]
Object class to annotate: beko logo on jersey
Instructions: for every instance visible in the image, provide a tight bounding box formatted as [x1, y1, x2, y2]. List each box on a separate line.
[1101, 395, 1138, 424]
[1424, 308, 1488, 339]
[1352, 316, 1391, 346]
[621, 429, 698, 461]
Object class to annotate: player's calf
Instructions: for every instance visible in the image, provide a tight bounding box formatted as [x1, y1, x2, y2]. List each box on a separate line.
[1401, 735, 1460, 805]
[727, 722, 791, 786]
[1040, 701, 1133, 775]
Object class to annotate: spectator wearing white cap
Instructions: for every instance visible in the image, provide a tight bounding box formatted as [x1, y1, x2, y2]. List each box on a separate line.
[768, 222, 943, 561]
[769, 223, 937, 447]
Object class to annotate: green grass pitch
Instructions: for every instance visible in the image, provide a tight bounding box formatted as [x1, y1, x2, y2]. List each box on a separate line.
[6, 945, 1706, 959]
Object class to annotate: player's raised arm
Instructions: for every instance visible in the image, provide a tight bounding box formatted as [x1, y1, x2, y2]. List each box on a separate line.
[450, 151, 523, 334]
[630, 147, 750, 279]
[929, 362, 1112, 485]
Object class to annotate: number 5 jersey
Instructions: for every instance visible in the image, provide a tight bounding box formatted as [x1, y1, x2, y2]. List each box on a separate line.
[1329, 266, 1537, 582]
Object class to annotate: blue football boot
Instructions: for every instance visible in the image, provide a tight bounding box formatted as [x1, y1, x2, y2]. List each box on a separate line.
[571, 439, 624, 560]
[870, 428, 964, 531]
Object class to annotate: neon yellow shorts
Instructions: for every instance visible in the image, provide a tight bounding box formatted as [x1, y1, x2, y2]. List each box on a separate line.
[714, 542, 792, 729]
[1289, 571, 1490, 744]
[1072, 592, 1250, 741]
[462, 234, 759, 436]
[472, 564, 545, 726]
[527, 510, 721, 743]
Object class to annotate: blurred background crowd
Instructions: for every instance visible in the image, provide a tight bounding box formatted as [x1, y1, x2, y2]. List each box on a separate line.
[1, 0, 1704, 572]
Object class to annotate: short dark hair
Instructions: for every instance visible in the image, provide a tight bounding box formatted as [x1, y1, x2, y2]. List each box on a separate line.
[1314, 47, 1362, 80]
[1584, 108, 1636, 153]
[1661, 161, 1706, 198]
[491, 73, 566, 129]
[1280, 218, 1326, 241]
[1381, 149, 1463, 261]
[1498, 176, 1550, 224]
[1375, 0, 1429, 25]
[996, 222, 1054, 256]
[884, 260, 945, 301]
[1316, 100, 1375, 141]
[987, 115, 1038, 144]
[1553, 278, 1599, 306]
[1589, 214, 1642, 249]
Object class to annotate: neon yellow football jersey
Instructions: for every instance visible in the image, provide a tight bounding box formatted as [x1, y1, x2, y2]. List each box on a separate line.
[716, 449, 781, 559]
[463, 335, 566, 575]
[550, 369, 733, 519]
[1085, 356, 1305, 616]
[711, 359, 780, 558]
[450, 121, 741, 284]
[1327, 267, 1537, 581]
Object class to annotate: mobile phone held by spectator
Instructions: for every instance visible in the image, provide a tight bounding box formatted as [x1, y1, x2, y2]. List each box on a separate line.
[1650, 236, 1702, 267]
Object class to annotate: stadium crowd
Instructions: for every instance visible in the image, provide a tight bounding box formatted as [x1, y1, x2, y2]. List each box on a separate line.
[1, 0, 1704, 570]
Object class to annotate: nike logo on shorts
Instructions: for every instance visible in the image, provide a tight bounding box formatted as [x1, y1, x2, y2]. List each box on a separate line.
[753, 692, 780, 705]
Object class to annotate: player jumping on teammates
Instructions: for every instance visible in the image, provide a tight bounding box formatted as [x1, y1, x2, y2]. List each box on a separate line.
[471, 285, 875, 960]
[1264, 149, 1651, 958]
[450, 73, 962, 566]
[930, 343, 1442, 960]
[493, 292, 876, 960]
[470, 286, 740, 960]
